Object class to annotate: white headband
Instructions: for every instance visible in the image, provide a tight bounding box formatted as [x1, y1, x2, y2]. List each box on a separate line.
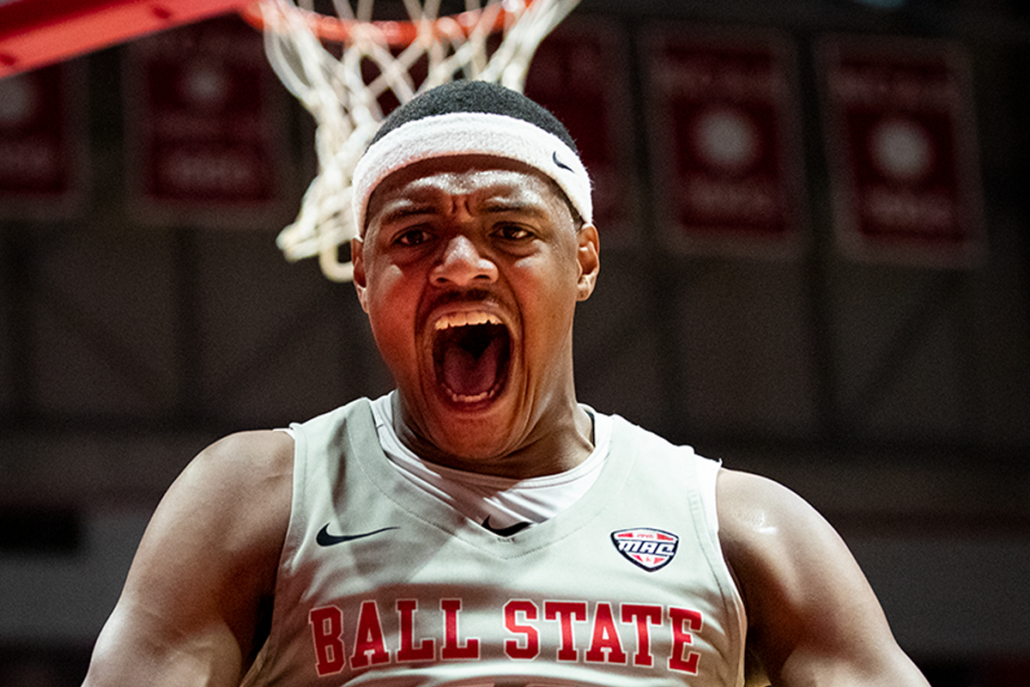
[352, 111, 593, 233]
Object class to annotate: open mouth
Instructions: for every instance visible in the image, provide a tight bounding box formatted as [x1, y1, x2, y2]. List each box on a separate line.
[432, 312, 511, 405]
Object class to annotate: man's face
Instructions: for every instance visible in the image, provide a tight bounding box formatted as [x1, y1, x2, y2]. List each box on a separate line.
[353, 155, 599, 472]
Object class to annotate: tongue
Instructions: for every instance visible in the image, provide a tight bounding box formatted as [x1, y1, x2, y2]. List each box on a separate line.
[441, 333, 504, 398]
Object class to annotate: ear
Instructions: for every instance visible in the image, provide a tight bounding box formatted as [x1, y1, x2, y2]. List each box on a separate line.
[351, 236, 370, 313]
[575, 223, 600, 302]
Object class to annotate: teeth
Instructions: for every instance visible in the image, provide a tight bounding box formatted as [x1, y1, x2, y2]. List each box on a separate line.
[447, 389, 494, 404]
[434, 311, 502, 330]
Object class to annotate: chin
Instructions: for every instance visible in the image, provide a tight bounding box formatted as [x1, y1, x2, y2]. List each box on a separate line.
[422, 391, 523, 462]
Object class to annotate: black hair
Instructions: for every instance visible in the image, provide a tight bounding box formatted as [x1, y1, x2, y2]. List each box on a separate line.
[369, 80, 578, 154]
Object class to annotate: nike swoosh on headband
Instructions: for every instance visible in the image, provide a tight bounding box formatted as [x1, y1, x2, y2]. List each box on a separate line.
[552, 150, 574, 172]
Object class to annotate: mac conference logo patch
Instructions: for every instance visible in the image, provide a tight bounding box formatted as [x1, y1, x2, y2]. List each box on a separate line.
[611, 528, 679, 572]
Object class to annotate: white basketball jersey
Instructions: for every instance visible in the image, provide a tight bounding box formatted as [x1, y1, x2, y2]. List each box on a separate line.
[242, 398, 746, 687]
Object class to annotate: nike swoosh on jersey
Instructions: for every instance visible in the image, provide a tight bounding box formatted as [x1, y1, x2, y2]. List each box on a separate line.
[316, 524, 398, 546]
[481, 517, 531, 537]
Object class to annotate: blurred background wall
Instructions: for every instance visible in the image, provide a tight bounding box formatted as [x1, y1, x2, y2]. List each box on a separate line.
[1, 0, 1028, 684]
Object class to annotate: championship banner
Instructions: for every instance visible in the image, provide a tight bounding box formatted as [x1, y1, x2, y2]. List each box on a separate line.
[525, 18, 635, 243]
[643, 27, 805, 258]
[819, 36, 983, 267]
[123, 16, 289, 229]
[0, 63, 85, 220]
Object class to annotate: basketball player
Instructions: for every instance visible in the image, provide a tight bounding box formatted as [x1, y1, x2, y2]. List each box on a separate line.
[82, 81, 929, 687]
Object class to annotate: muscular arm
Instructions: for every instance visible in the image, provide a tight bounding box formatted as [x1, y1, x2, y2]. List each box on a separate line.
[717, 469, 929, 687]
[82, 430, 293, 687]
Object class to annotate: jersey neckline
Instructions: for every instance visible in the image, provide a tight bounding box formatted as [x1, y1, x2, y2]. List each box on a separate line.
[344, 397, 639, 555]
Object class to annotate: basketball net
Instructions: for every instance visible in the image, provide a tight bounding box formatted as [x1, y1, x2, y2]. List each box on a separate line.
[243, 0, 580, 281]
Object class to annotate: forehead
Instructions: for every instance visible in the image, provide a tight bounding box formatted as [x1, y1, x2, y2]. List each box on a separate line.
[364, 155, 572, 232]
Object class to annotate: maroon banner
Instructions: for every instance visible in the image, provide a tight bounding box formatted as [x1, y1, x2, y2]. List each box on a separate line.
[525, 18, 636, 243]
[819, 36, 983, 266]
[0, 62, 84, 219]
[643, 27, 805, 258]
[124, 16, 288, 228]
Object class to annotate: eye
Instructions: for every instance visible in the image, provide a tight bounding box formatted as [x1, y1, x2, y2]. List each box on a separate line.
[494, 224, 533, 242]
[393, 227, 433, 247]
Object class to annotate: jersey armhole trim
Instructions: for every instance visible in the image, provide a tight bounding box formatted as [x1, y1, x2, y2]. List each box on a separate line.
[694, 456, 748, 687]
[241, 419, 308, 685]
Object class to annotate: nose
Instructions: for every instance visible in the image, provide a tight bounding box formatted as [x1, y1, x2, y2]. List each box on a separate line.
[432, 234, 498, 287]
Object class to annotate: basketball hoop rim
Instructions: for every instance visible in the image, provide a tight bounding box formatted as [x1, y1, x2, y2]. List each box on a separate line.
[238, 0, 541, 46]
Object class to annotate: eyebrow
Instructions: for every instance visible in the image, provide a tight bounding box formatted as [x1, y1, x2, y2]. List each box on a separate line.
[377, 197, 550, 227]
[378, 204, 437, 226]
[482, 200, 549, 220]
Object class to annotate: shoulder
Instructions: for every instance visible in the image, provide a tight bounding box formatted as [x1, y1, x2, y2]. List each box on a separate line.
[140, 428, 295, 563]
[165, 429, 294, 551]
[188, 428, 294, 484]
[128, 429, 295, 600]
[139, 429, 295, 627]
[714, 468, 859, 611]
[715, 468, 827, 551]
[81, 430, 296, 685]
[714, 468, 930, 687]
[169, 429, 294, 515]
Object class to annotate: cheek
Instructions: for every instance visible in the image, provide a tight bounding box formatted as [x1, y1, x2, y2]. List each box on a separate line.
[365, 278, 416, 361]
[513, 259, 579, 340]
[368, 312, 418, 387]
